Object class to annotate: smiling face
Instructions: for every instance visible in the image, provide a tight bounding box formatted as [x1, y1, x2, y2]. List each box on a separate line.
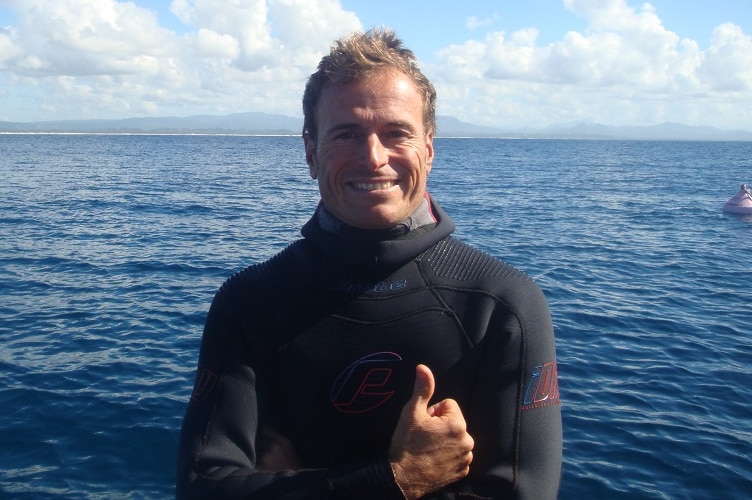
[304, 69, 434, 230]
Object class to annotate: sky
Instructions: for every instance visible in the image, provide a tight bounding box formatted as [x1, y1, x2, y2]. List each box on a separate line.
[0, 0, 751, 130]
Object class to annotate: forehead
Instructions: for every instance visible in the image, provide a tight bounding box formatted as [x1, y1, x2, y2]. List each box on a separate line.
[315, 69, 424, 130]
[319, 69, 422, 104]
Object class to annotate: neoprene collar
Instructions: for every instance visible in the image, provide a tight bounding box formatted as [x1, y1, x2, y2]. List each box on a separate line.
[301, 195, 456, 269]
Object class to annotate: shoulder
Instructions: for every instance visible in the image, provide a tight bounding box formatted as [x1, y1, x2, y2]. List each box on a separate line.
[424, 237, 530, 282]
[200, 239, 320, 360]
[423, 237, 548, 308]
[213, 240, 318, 304]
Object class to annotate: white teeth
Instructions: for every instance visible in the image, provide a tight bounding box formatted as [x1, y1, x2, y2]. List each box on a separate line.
[353, 181, 393, 191]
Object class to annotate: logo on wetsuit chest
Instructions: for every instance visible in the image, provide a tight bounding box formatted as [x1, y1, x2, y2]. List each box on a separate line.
[331, 279, 407, 295]
[330, 352, 403, 413]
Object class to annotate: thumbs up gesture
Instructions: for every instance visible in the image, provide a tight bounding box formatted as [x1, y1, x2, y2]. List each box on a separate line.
[389, 365, 474, 499]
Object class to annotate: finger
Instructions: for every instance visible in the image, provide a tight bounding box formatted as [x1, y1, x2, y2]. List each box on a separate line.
[427, 397, 463, 418]
[408, 364, 435, 414]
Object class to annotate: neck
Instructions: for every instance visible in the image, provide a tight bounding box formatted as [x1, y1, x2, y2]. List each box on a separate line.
[317, 195, 436, 241]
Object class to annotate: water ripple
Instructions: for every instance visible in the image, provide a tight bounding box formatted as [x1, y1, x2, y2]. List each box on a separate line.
[2, 136, 751, 498]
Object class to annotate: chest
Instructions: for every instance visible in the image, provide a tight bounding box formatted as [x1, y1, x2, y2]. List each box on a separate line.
[266, 288, 470, 466]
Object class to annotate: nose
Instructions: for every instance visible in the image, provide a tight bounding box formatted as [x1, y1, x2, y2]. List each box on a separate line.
[365, 133, 389, 169]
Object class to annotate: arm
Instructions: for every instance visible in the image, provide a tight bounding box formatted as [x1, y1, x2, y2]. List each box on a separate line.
[422, 272, 562, 499]
[176, 368, 405, 499]
[459, 279, 562, 499]
[176, 290, 406, 499]
[510, 284, 562, 498]
[253, 364, 476, 500]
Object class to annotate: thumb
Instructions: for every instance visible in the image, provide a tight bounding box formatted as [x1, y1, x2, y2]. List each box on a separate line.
[408, 364, 435, 412]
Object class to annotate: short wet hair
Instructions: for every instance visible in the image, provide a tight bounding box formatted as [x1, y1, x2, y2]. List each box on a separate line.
[302, 28, 436, 141]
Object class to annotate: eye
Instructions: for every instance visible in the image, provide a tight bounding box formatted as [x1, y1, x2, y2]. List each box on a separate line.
[383, 129, 411, 140]
[334, 130, 357, 141]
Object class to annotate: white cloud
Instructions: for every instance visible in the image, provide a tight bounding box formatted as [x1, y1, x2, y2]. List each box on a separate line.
[0, 0, 360, 121]
[699, 22, 752, 92]
[171, 0, 275, 71]
[0, 28, 23, 68]
[194, 28, 241, 60]
[466, 11, 501, 32]
[5, 0, 176, 76]
[429, 0, 752, 129]
[269, 0, 360, 49]
[0, 0, 749, 130]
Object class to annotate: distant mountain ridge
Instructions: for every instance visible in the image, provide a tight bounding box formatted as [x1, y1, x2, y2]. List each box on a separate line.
[0, 112, 303, 135]
[1, 112, 751, 140]
[532, 121, 752, 141]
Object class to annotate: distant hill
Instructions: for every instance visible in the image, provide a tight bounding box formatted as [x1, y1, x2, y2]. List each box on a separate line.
[435, 116, 504, 136]
[530, 122, 752, 141]
[1, 112, 750, 140]
[0, 112, 303, 135]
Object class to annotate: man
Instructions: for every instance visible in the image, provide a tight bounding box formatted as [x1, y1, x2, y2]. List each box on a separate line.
[177, 28, 562, 499]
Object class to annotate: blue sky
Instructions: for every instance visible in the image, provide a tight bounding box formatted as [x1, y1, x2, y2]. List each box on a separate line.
[1, 0, 750, 130]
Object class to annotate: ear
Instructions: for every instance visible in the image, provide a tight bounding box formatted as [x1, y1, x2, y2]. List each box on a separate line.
[424, 131, 434, 174]
[303, 133, 318, 179]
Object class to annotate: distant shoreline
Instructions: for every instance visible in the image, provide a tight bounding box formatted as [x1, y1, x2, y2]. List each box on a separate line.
[2, 131, 751, 141]
[2, 112, 752, 141]
[0, 131, 302, 137]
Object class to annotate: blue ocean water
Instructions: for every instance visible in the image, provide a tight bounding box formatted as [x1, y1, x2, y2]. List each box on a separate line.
[1, 134, 750, 499]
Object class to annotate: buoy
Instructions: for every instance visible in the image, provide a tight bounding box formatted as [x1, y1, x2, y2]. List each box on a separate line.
[723, 184, 752, 215]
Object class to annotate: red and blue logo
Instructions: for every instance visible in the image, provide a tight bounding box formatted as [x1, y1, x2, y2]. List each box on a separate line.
[190, 365, 219, 404]
[330, 352, 403, 414]
[521, 362, 560, 411]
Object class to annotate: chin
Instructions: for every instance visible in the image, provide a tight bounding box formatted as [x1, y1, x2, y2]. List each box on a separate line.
[341, 206, 403, 230]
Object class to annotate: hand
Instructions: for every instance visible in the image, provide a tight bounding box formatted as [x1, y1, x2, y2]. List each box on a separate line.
[256, 426, 303, 472]
[389, 365, 474, 500]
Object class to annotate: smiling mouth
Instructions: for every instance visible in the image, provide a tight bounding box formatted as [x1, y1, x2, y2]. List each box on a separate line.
[352, 181, 396, 191]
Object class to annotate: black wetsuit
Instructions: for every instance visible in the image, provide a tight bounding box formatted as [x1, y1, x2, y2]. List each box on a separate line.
[177, 199, 562, 499]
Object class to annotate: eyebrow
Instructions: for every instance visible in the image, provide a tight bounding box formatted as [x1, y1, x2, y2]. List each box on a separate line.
[323, 121, 418, 137]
